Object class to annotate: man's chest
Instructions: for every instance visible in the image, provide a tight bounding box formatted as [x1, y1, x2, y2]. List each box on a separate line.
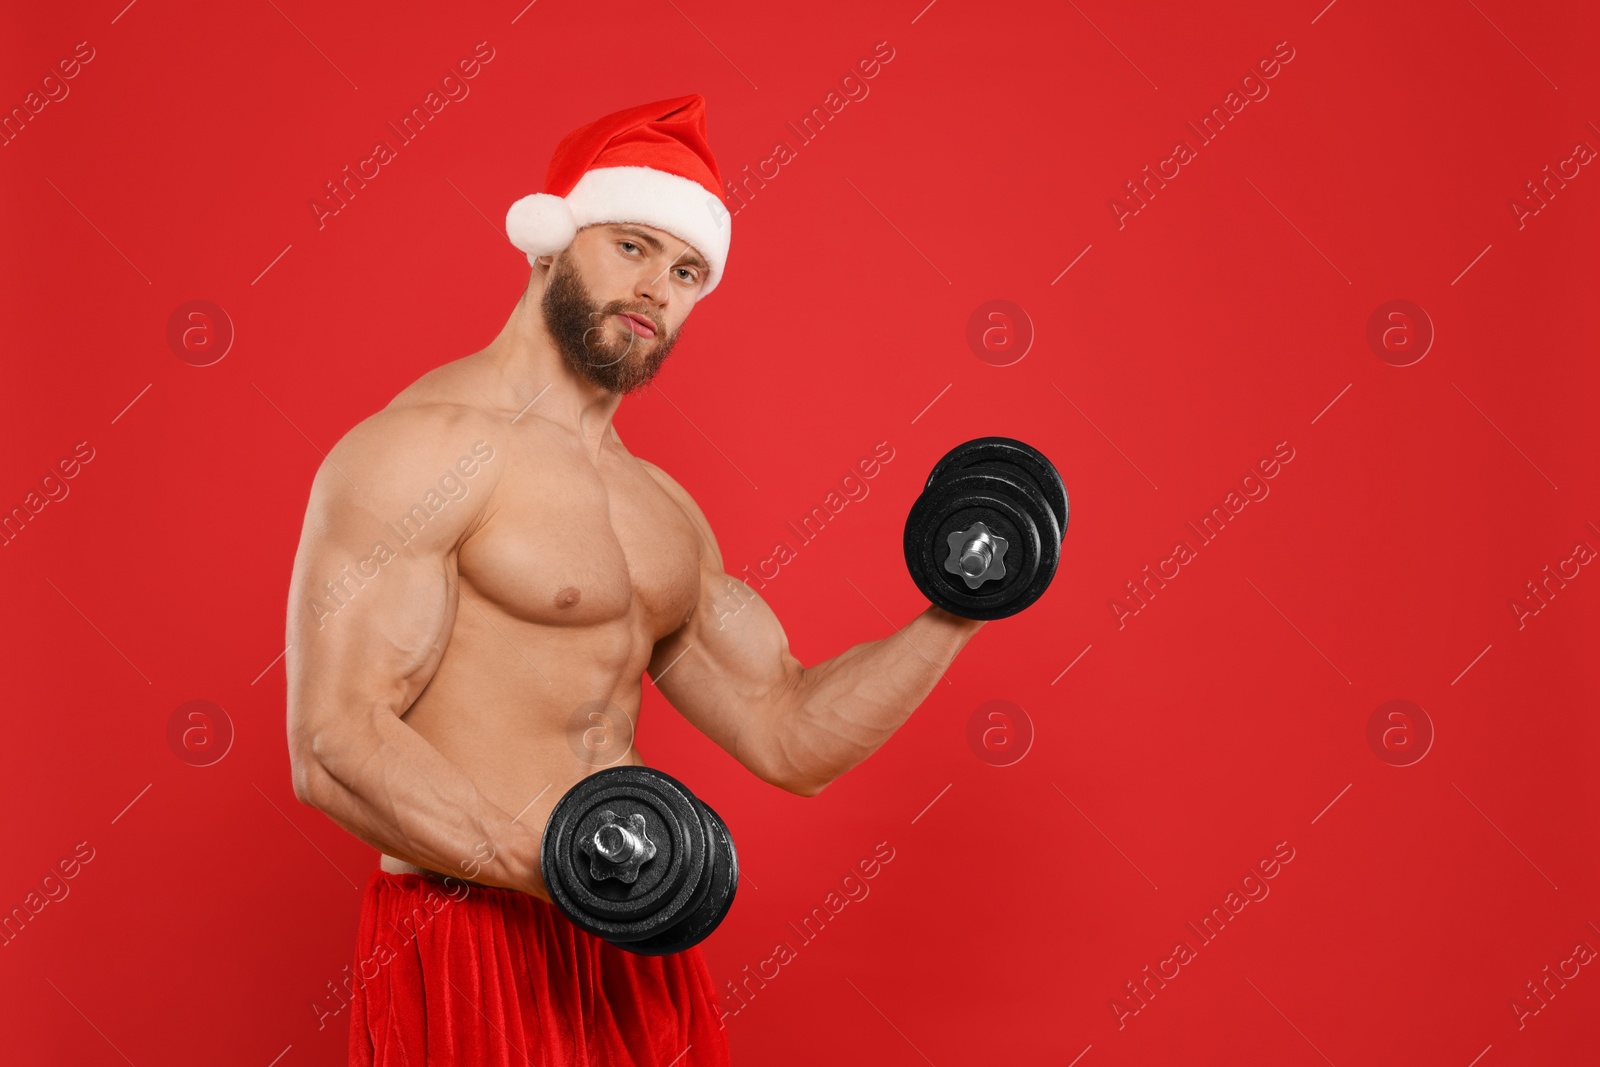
[456, 455, 703, 637]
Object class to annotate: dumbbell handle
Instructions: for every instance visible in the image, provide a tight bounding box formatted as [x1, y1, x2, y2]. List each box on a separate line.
[579, 809, 656, 884]
[944, 520, 1010, 591]
[958, 529, 995, 578]
[595, 822, 644, 864]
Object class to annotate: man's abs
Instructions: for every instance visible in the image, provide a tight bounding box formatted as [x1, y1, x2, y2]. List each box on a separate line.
[375, 473, 701, 880]
[376, 598, 658, 879]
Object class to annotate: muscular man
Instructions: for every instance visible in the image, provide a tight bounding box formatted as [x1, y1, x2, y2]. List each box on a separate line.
[285, 95, 983, 1066]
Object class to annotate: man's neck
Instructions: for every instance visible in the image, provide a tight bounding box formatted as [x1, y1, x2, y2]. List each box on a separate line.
[481, 290, 624, 461]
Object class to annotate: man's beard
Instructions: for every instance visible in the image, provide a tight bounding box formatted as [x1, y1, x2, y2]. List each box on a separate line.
[540, 255, 680, 395]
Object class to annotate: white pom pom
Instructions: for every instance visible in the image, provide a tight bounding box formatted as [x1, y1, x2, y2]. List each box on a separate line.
[505, 193, 577, 258]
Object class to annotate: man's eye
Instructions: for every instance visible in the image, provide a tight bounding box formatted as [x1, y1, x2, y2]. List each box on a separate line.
[675, 268, 696, 281]
[620, 241, 638, 254]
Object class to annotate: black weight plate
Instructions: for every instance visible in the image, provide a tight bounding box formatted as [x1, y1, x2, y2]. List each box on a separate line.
[950, 463, 1060, 604]
[546, 768, 706, 941]
[623, 793, 724, 950]
[542, 765, 710, 943]
[563, 790, 701, 922]
[963, 462, 1061, 551]
[905, 467, 1054, 620]
[625, 798, 739, 956]
[543, 782, 686, 936]
[924, 437, 1068, 542]
[906, 468, 1042, 609]
[550, 768, 698, 917]
[631, 801, 737, 956]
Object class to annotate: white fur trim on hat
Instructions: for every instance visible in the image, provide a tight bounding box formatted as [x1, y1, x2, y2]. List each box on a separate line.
[505, 165, 731, 298]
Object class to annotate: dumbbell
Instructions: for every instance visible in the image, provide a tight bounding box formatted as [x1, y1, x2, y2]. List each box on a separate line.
[903, 436, 1068, 620]
[540, 765, 738, 956]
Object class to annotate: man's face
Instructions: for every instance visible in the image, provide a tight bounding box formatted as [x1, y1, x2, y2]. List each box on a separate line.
[540, 223, 707, 395]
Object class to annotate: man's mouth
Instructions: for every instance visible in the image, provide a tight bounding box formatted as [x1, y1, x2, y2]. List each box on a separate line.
[617, 312, 656, 338]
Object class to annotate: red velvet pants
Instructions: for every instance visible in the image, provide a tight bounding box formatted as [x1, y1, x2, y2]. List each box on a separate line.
[347, 871, 731, 1066]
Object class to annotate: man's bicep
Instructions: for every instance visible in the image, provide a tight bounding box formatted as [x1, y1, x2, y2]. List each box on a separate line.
[638, 460, 807, 783]
[287, 502, 454, 717]
[648, 568, 805, 784]
[285, 414, 492, 749]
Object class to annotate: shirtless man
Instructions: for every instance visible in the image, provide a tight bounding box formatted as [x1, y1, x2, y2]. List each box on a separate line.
[284, 95, 983, 1066]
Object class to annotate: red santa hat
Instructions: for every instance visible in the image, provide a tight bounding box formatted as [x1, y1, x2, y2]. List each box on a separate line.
[505, 94, 731, 298]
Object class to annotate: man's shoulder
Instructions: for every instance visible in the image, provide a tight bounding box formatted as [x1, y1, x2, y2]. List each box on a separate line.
[635, 458, 723, 568]
[311, 381, 510, 523]
[331, 400, 503, 475]
[634, 457, 697, 515]
[334, 355, 509, 459]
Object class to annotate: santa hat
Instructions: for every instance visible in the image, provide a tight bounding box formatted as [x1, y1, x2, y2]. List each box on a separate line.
[505, 94, 731, 298]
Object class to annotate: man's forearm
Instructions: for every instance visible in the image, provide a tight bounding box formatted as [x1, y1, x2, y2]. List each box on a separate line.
[296, 711, 551, 900]
[778, 605, 985, 794]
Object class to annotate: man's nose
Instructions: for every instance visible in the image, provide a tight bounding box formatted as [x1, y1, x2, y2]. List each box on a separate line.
[635, 261, 673, 307]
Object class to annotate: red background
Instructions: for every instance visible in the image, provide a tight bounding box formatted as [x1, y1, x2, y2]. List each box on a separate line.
[3, 0, 1597, 1064]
